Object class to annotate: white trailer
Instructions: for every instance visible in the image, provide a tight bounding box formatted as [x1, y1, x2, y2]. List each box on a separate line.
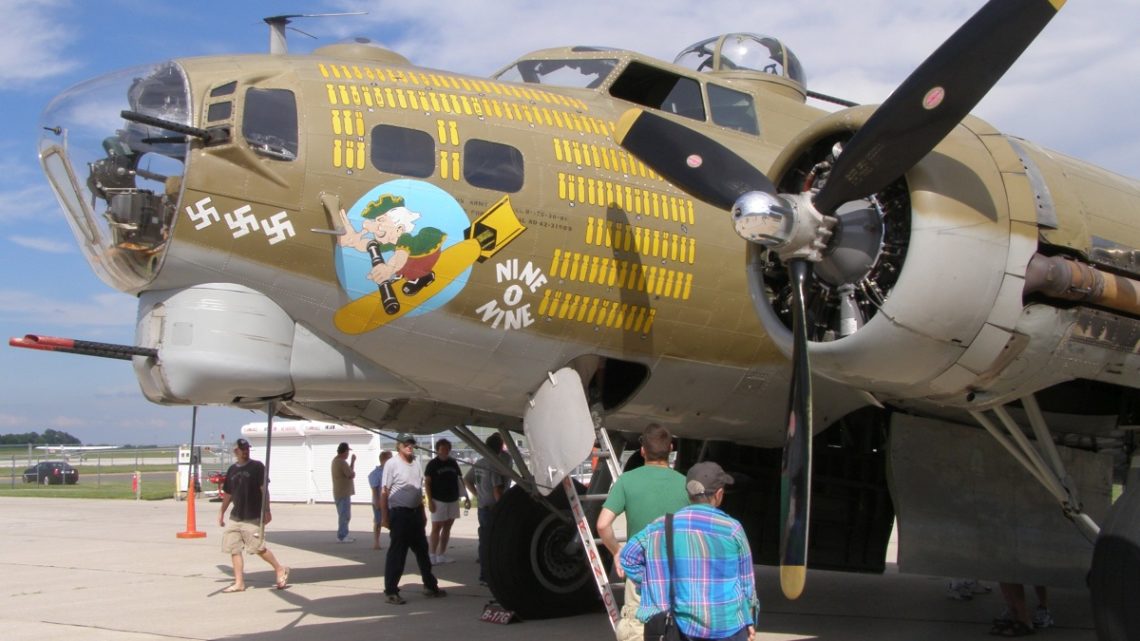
[240, 421, 395, 504]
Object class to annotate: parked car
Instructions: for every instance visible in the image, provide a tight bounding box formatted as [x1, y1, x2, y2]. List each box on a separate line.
[22, 461, 79, 485]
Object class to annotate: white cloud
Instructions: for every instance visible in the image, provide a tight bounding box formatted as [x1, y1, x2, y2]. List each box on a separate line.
[0, 0, 78, 88]
[112, 416, 175, 429]
[45, 416, 86, 429]
[319, 0, 1139, 177]
[9, 235, 71, 253]
[0, 183, 55, 223]
[0, 289, 135, 327]
[0, 413, 27, 428]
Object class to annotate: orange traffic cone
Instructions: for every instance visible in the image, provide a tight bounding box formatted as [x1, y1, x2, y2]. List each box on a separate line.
[177, 474, 207, 539]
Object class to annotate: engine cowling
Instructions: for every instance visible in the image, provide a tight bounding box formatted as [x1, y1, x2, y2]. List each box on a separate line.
[749, 107, 1140, 408]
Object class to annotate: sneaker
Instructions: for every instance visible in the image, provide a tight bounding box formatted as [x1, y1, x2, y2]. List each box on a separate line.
[336, 537, 356, 544]
[947, 579, 974, 601]
[1032, 607, 1054, 629]
[423, 587, 447, 598]
[437, 555, 454, 564]
[429, 554, 438, 564]
[384, 593, 406, 605]
[993, 608, 1013, 626]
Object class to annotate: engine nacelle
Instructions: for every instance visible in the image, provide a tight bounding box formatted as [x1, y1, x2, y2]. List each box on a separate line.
[749, 108, 1140, 408]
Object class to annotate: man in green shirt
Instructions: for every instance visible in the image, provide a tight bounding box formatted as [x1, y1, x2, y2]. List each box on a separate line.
[597, 424, 688, 641]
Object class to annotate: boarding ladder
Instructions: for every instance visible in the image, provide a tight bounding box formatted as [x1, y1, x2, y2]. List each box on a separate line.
[564, 409, 625, 630]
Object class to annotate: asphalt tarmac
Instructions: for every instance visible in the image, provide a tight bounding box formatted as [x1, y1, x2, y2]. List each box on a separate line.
[0, 497, 1097, 640]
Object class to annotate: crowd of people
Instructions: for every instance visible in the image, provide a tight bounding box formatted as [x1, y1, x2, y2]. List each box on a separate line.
[215, 425, 1050, 640]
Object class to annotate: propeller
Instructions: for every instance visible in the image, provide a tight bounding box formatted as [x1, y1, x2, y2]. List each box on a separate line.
[615, 0, 1065, 600]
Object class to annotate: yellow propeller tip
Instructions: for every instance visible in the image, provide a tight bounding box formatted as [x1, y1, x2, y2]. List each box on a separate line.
[780, 564, 806, 600]
[614, 108, 644, 146]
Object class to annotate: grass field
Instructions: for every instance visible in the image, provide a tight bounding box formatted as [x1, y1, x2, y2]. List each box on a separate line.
[0, 465, 186, 500]
[0, 477, 175, 500]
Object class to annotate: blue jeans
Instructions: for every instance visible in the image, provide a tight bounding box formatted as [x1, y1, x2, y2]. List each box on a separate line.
[477, 506, 494, 581]
[335, 496, 351, 540]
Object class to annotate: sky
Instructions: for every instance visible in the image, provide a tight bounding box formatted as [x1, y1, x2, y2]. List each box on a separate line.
[1, 0, 1138, 445]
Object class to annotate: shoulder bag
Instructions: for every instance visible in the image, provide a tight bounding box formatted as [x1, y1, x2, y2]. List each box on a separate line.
[644, 512, 684, 641]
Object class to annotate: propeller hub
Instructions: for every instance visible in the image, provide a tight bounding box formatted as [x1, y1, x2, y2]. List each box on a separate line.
[732, 191, 834, 262]
[731, 191, 793, 246]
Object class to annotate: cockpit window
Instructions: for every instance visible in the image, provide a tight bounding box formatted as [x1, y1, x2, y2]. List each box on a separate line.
[708, 84, 759, 135]
[242, 88, 298, 161]
[610, 61, 705, 121]
[495, 58, 618, 89]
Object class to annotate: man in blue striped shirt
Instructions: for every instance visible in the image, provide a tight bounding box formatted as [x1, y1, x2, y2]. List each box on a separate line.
[620, 461, 758, 641]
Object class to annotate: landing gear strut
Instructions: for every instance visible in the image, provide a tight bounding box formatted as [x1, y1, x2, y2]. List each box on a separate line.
[971, 394, 1140, 641]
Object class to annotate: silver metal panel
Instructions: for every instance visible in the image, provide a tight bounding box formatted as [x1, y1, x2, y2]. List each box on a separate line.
[1007, 137, 1058, 229]
[523, 368, 596, 495]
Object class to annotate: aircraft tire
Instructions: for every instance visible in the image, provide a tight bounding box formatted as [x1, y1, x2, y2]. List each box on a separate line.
[485, 483, 601, 619]
[1089, 484, 1140, 641]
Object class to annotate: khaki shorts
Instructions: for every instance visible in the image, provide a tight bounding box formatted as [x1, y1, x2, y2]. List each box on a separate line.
[430, 500, 460, 522]
[615, 578, 643, 641]
[222, 520, 265, 555]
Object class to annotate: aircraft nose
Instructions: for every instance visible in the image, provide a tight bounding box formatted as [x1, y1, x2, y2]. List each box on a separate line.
[38, 61, 190, 291]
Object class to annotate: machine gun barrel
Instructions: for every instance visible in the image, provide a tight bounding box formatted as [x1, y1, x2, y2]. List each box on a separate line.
[8, 334, 158, 361]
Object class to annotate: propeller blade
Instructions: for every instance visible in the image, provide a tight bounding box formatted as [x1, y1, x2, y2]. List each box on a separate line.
[813, 0, 1065, 215]
[779, 259, 813, 600]
[615, 108, 776, 210]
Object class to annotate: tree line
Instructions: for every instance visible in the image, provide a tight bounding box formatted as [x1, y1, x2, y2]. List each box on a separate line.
[0, 430, 82, 445]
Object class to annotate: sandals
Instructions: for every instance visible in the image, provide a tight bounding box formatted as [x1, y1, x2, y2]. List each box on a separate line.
[275, 567, 291, 590]
[221, 584, 246, 593]
[990, 621, 1035, 637]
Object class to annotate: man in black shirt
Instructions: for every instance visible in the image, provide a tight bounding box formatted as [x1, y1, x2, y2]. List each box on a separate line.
[218, 438, 289, 592]
[424, 438, 469, 564]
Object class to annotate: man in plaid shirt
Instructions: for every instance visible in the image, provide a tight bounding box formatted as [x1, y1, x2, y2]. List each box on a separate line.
[620, 462, 758, 641]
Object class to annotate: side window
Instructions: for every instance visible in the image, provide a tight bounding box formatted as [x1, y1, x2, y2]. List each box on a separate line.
[207, 102, 232, 122]
[464, 139, 524, 192]
[371, 125, 435, 178]
[610, 61, 706, 121]
[242, 88, 298, 161]
[708, 84, 759, 135]
[208, 81, 236, 122]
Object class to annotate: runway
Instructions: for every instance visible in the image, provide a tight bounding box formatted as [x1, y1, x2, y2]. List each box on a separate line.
[0, 497, 1097, 640]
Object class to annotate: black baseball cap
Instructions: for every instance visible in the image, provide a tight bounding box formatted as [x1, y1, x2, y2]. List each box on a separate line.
[686, 461, 734, 495]
[234, 438, 251, 450]
[337, 442, 351, 453]
[396, 433, 416, 444]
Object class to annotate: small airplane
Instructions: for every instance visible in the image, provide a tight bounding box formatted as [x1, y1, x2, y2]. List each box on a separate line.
[34, 445, 120, 453]
[10, 1, 1139, 639]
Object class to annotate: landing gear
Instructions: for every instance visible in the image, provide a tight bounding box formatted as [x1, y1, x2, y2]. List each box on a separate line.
[485, 484, 603, 619]
[1089, 485, 1140, 641]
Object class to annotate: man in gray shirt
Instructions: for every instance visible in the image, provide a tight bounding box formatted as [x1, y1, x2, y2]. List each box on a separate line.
[463, 432, 510, 585]
[379, 433, 445, 604]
